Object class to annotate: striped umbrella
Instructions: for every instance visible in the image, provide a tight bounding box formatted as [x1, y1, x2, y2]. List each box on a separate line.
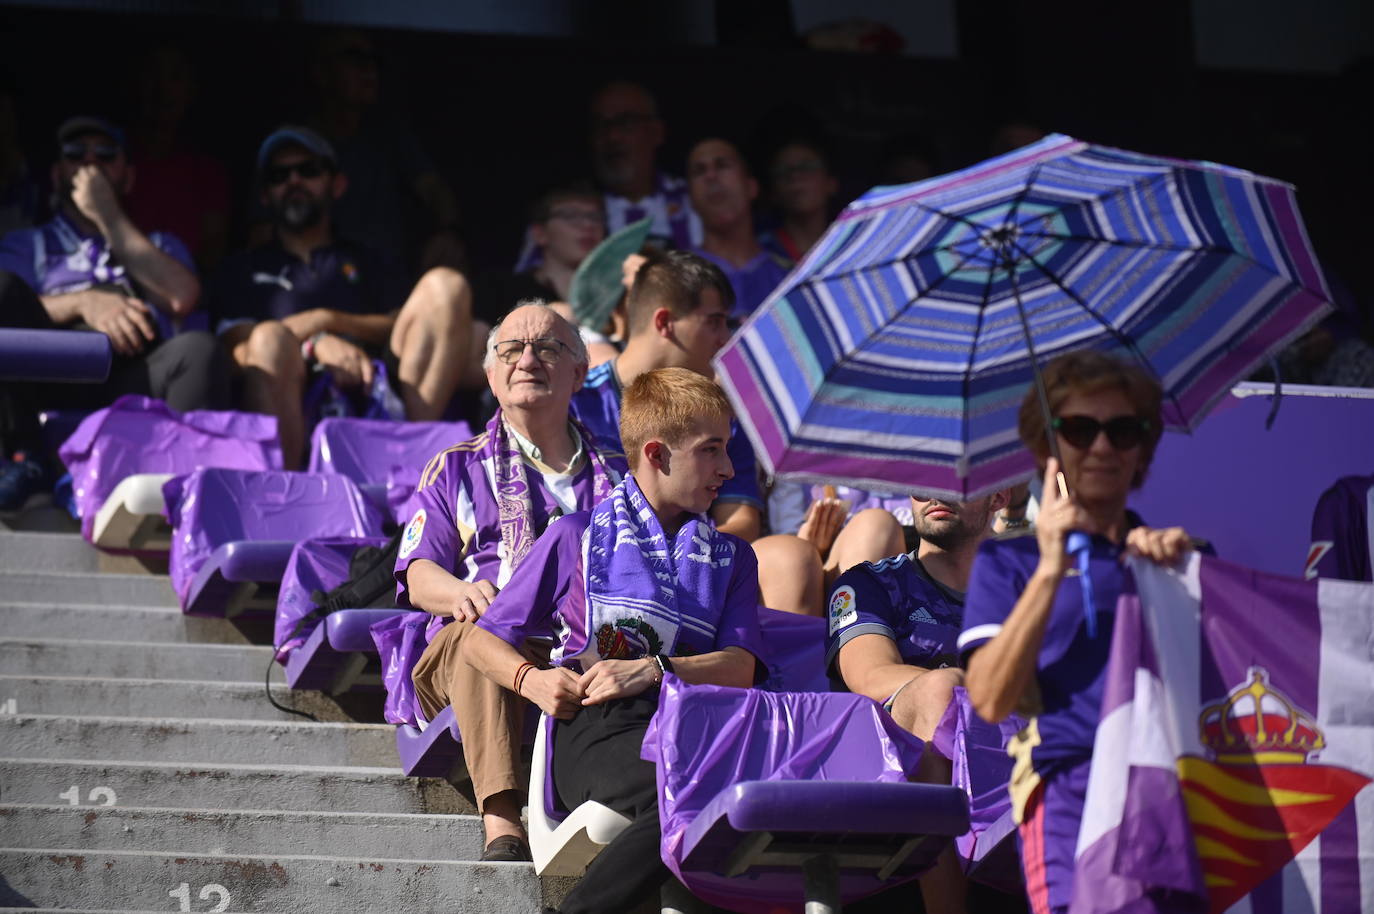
[715, 134, 1332, 500]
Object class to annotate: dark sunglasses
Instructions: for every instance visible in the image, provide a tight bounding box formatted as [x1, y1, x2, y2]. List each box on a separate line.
[1052, 415, 1151, 451]
[264, 160, 328, 186]
[61, 142, 120, 163]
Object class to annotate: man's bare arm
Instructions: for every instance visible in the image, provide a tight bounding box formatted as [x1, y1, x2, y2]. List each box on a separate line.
[404, 558, 498, 622]
[280, 308, 396, 346]
[836, 632, 927, 705]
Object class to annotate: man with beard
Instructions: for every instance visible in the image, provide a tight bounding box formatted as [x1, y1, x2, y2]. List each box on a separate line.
[686, 137, 789, 319]
[213, 127, 483, 468]
[0, 115, 226, 508]
[826, 489, 1010, 914]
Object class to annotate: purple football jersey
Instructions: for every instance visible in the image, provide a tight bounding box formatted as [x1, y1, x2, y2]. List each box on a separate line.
[689, 247, 790, 319]
[825, 552, 965, 674]
[1307, 472, 1374, 582]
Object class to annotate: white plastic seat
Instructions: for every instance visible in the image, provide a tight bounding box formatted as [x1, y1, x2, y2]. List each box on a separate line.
[528, 712, 631, 876]
[92, 473, 174, 550]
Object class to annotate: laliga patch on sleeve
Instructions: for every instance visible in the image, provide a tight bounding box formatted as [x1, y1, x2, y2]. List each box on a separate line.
[399, 508, 427, 559]
[828, 584, 858, 635]
[1304, 540, 1333, 580]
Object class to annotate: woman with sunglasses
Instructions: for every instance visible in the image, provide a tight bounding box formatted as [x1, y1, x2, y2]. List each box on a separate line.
[957, 350, 1201, 914]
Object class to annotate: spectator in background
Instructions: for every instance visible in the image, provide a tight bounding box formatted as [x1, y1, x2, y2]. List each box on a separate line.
[513, 81, 700, 272]
[492, 185, 605, 312]
[687, 137, 789, 319]
[760, 138, 839, 266]
[879, 132, 938, 186]
[212, 127, 484, 469]
[571, 250, 764, 542]
[0, 116, 225, 508]
[308, 29, 464, 275]
[124, 44, 231, 271]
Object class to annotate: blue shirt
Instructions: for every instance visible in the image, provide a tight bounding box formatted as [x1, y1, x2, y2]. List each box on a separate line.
[825, 552, 965, 674]
[689, 247, 790, 319]
[209, 237, 407, 335]
[570, 360, 762, 509]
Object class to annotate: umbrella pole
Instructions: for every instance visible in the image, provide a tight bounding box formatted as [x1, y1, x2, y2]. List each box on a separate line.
[1007, 258, 1070, 499]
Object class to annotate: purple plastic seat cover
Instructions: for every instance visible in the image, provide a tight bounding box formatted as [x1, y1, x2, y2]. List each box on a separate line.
[642, 677, 928, 912]
[756, 608, 830, 694]
[163, 468, 383, 609]
[307, 417, 471, 520]
[371, 611, 431, 726]
[274, 535, 391, 661]
[930, 685, 1024, 892]
[58, 395, 282, 542]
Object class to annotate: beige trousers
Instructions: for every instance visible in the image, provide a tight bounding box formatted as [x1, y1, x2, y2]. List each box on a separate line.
[411, 620, 540, 812]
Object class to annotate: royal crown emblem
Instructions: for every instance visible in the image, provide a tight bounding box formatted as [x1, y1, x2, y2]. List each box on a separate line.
[1198, 667, 1324, 764]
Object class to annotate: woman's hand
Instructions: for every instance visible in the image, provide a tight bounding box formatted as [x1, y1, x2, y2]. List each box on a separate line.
[1124, 525, 1192, 566]
[796, 496, 847, 557]
[1033, 458, 1093, 579]
[578, 658, 659, 706]
[519, 666, 585, 719]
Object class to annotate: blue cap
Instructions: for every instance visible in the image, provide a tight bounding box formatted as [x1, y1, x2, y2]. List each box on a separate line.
[57, 116, 126, 151]
[256, 125, 337, 171]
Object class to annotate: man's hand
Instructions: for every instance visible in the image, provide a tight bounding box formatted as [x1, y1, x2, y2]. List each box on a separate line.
[578, 658, 658, 706]
[80, 290, 157, 356]
[70, 165, 125, 230]
[796, 496, 847, 557]
[314, 333, 374, 389]
[520, 666, 585, 719]
[449, 579, 499, 623]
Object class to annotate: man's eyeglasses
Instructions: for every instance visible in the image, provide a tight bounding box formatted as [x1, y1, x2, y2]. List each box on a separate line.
[61, 142, 120, 164]
[494, 337, 574, 365]
[264, 160, 328, 187]
[1052, 415, 1151, 451]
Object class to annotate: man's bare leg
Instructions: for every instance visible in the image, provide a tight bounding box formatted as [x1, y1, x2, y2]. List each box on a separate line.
[235, 320, 307, 470]
[824, 507, 906, 589]
[390, 266, 476, 421]
[891, 668, 968, 914]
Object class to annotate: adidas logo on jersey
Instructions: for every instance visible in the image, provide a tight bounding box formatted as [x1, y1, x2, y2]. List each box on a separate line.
[908, 606, 937, 625]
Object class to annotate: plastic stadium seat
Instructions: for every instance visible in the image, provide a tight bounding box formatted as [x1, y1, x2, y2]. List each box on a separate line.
[0, 328, 110, 382]
[528, 712, 631, 876]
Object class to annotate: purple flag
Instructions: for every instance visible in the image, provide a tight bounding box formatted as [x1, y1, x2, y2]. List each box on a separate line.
[1073, 554, 1374, 913]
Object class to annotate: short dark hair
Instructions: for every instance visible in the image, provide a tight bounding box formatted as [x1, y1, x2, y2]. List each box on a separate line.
[1017, 350, 1165, 489]
[528, 182, 602, 225]
[626, 250, 734, 334]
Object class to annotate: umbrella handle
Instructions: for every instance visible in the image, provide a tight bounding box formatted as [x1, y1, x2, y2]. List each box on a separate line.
[1055, 471, 1069, 500]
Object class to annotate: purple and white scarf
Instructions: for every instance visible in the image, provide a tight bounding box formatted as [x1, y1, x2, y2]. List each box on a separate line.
[487, 409, 619, 573]
[556, 475, 736, 667]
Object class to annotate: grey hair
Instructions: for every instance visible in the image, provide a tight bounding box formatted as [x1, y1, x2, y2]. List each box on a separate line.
[483, 298, 590, 371]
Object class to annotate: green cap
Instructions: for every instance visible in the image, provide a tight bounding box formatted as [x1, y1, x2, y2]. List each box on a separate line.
[567, 217, 654, 331]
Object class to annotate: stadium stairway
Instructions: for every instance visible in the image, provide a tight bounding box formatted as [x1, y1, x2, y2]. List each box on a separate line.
[0, 527, 556, 913]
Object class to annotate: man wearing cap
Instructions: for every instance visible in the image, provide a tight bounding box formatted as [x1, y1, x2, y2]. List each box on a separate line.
[212, 126, 484, 468]
[0, 115, 225, 508]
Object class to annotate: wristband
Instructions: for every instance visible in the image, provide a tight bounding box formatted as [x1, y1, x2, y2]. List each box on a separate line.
[513, 661, 535, 696]
[300, 331, 326, 363]
[653, 654, 674, 679]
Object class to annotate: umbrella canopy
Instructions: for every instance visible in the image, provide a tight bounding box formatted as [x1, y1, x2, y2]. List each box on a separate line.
[715, 134, 1332, 500]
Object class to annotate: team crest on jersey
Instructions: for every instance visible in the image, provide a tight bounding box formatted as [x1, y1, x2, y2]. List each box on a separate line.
[1304, 540, 1333, 580]
[399, 508, 427, 559]
[828, 584, 857, 635]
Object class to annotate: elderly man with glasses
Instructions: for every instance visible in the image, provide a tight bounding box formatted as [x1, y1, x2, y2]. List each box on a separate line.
[0, 115, 226, 508]
[211, 126, 485, 468]
[399, 300, 628, 862]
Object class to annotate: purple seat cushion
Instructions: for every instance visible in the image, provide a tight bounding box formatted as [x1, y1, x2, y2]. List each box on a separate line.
[164, 468, 383, 610]
[59, 395, 281, 543]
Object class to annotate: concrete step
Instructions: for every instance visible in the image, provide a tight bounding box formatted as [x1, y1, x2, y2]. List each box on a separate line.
[0, 676, 357, 722]
[2, 803, 484, 862]
[0, 715, 397, 768]
[0, 531, 102, 572]
[0, 758, 474, 816]
[0, 571, 176, 608]
[0, 639, 273, 683]
[0, 848, 541, 914]
[0, 602, 248, 644]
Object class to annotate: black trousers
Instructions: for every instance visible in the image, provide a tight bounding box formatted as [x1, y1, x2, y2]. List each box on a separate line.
[552, 691, 669, 914]
[0, 270, 229, 455]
